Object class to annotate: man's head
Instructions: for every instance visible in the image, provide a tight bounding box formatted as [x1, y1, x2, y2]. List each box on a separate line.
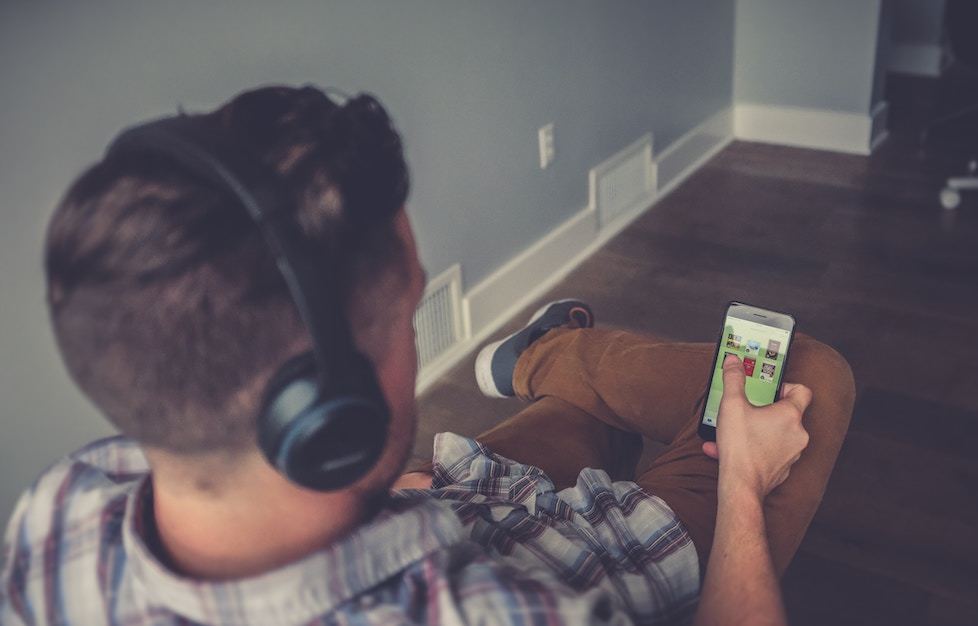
[45, 86, 425, 490]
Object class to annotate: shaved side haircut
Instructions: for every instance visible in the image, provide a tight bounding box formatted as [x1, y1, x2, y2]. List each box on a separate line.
[45, 86, 410, 454]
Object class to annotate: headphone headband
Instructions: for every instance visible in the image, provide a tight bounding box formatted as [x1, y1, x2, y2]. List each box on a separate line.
[107, 115, 356, 389]
[105, 107, 391, 490]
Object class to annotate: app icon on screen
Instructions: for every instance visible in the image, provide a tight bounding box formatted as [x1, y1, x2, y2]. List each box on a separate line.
[743, 357, 756, 376]
[745, 340, 760, 356]
[760, 362, 776, 382]
[726, 334, 742, 349]
[766, 339, 781, 360]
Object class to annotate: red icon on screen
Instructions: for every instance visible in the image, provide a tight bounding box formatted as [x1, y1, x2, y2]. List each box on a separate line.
[743, 357, 756, 376]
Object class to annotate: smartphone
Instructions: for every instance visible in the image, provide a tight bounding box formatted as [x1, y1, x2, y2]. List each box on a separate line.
[698, 301, 796, 441]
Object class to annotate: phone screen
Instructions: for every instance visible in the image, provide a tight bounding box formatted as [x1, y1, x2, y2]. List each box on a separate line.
[701, 304, 794, 429]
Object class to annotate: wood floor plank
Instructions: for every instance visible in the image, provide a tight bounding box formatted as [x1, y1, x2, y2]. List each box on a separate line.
[782, 550, 930, 626]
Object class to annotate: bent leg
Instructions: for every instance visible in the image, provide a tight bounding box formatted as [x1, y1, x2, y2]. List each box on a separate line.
[762, 337, 855, 573]
[469, 327, 715, 489]
[635, 335, 855, 574]
[414, 326, 853, 575]
[474, 396, 642, 489]
[511, 327, 716, 444]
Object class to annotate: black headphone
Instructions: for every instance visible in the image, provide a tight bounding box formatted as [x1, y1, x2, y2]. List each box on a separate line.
[106, 111, 390, 491]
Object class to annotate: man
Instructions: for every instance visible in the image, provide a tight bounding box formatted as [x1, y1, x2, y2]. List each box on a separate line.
[0, 85, 854, 625]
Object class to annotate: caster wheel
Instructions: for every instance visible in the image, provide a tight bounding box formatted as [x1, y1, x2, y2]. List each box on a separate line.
[940, 187, 961, 210]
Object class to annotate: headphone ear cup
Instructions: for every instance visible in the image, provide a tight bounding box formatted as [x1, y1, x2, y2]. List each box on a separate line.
[275, 393, 388, 491]
[256, 352, 318, 466]
[257, 351, 390, 491]
[262, 352, 318, 405]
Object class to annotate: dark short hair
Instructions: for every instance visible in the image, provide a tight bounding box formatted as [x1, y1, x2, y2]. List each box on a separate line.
[45, 86, 410, 454]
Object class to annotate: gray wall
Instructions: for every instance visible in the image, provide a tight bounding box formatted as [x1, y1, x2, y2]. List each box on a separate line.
[0, 1, 734, 522]
[872, 0, 893, 109]
[735, 0, 883, 114]
[891, 0, 945, 45]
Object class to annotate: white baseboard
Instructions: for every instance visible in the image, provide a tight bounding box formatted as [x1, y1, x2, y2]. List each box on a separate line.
[414, 333, 472, 394]
[734, 102, 885, 156]
[656, 107, 733, 197]
[462, 207, 598, 342]
[888, 43, 946, 77]
[415, 108, 735, 395]
[869, 101, 889, 152]
[415, 206, 599, 395]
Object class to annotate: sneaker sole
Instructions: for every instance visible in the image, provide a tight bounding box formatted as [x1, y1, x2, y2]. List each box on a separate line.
[474, 299, 590, 398]
[475, 337, 509, 398]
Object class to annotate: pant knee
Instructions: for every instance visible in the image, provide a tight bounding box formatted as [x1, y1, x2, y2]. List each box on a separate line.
[791, 336, 856, 413]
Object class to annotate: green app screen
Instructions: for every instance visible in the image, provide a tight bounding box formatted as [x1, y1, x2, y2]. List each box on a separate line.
[702, 316, 791, 427]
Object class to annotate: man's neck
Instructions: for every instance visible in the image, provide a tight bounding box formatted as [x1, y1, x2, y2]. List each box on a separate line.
[147, 450, 368, 580]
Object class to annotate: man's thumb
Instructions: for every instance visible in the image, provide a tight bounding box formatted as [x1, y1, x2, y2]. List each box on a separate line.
[720, 354, 748, 402]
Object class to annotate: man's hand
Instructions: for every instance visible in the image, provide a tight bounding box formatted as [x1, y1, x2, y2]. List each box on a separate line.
[693, 354, 813, 626]
[390, 471, 433, 491]
[702, 354, 812, 500]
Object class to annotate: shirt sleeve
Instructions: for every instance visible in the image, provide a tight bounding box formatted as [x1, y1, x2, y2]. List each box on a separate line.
[1, 489, 35, 626]
[410, 542, 637, 626]
[421, 433, 702, 623]
[454, 579, 637, 626]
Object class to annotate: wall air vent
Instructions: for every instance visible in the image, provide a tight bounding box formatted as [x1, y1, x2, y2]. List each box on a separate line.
[589, 133, 655, 227]
[413, 264, 464, 373]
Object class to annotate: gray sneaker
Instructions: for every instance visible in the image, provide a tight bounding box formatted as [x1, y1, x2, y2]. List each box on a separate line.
[475, 299, 594, 398]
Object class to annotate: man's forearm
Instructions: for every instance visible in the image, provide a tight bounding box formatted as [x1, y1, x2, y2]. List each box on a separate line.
[693, 485, 786, 626]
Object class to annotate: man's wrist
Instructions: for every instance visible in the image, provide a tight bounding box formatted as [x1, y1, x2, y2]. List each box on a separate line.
[717, 476, 765, 513]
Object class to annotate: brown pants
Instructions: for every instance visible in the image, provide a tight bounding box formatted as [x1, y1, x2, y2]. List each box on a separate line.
[467, 328, 855, 575]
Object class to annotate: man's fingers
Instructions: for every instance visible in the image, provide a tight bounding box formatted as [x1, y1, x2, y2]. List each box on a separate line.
[780, 382, 803, 398]
[779, 384, 791, 399]
[779, 382, 814, 415]
[701, 441, 719, 459]
[776, 467, 790, 488]
[720, 354, 748, 404]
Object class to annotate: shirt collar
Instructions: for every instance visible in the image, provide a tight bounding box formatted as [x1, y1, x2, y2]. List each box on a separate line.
[122, 477, 465, 625]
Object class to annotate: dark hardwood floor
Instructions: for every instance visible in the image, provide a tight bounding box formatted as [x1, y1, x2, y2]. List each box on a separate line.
[414, 71, 978, 625]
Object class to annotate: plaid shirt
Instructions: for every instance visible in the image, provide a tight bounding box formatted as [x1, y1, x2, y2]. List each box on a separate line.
[1, 432, 699, 625]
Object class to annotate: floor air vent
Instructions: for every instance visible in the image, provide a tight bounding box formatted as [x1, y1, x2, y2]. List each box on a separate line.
[413, 264, 464, 371]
